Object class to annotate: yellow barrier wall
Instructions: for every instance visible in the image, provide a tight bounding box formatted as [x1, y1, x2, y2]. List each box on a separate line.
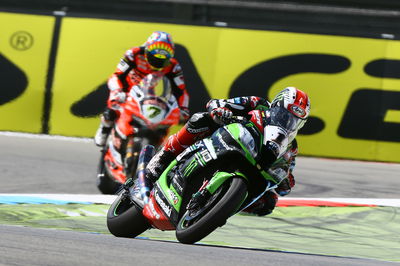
[0, 12, 54, 132]
[1, 12, 400, 162]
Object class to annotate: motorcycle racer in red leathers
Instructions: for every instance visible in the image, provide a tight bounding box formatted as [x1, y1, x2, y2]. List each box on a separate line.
[94, 31, 190, 146]
[146, 87, 311, 216]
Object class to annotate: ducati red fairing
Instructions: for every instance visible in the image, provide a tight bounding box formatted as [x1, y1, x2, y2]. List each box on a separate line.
[103, 129, 127, 184]
[117, 97, 180, 137]
[98, 73, 181, 194]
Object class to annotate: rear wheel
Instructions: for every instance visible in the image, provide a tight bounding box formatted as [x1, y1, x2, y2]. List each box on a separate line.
[176, 177, 247, 244]
[107, 192, 150, 237]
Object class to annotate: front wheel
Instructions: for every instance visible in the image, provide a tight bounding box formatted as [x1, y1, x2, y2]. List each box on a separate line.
[97, 171, 122, 195]
[176, 177, 247, 244]
[96, 148, 122, 195]
[107, 192, 150, 238]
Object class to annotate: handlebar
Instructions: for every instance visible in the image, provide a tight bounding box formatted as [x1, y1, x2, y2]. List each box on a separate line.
[230, 115, 248, 124]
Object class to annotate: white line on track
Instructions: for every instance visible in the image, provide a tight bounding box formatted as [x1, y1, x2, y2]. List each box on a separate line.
[280, 197, 400, 207]
[1, 194, 400, 207]
[0, 131, 92, 143]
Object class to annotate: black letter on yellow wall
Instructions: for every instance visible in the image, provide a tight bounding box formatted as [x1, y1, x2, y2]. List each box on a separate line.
[338, 59, 400, 142]
[229, 54, 350, 135]
[338, 89, 400, 142]
[71, 83, 109, 117]
[0, 53, 27, 105]
[364, 59, 400, 79]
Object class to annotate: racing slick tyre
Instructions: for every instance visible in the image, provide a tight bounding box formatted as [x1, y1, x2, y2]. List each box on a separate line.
[107, 192, 150, 238]
[96, 148, 122, 195]
[176, 177, 247, 244]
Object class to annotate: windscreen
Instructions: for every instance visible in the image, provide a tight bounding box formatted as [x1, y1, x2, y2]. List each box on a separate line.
[138, 72, 172, 100]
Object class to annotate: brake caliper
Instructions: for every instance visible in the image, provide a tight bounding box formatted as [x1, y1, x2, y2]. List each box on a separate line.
[187, 179, 210, 212]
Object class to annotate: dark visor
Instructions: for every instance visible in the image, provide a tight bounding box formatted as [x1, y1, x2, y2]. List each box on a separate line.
[146, 50, 171, 69]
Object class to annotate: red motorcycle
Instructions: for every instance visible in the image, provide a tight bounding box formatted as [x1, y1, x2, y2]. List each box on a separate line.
[97, 73, 181, 194]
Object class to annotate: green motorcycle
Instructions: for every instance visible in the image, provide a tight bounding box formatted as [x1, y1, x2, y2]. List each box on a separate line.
[107, 106, 297, 244]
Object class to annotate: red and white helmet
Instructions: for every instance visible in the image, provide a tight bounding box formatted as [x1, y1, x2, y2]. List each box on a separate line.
[270, 87, 311, 130]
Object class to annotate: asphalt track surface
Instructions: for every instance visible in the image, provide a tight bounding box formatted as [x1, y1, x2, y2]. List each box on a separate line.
[0, 133, 399, 266]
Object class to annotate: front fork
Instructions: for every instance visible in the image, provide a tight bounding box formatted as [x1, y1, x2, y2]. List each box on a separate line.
[135, 145, 156, 204]
[124, 135, 147, 179]
[188, 171, 248, 212]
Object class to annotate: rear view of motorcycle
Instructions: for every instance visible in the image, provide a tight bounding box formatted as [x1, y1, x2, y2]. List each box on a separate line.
[97, 73, 181, 194]
[107, 106, 302, 244]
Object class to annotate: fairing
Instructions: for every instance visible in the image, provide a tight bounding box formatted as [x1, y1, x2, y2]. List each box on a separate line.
[101, 72, 180, 188]
[144, 121, 279, 229]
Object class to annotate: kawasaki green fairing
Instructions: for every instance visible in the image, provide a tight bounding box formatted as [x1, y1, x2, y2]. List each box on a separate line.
[152, 120, 282, 226]
[108, 110, 298, 243]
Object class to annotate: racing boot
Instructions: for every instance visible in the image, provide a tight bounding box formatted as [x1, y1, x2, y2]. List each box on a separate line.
[146, 121, 206, 182]
[241, 191, 278, 216]
[94, 117, 113, 147]
[145, 148, 176, 183]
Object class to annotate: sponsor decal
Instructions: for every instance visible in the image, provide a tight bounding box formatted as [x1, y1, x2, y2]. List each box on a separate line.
[252, 111, 262, 127]
[290, 105, 305, 117]
[117, 59, 129, 72]
[168, 189, 179, 205]
[155, 190, 172, 217]
[183, 159, 198, 177]
[148, 198, 161, 219]
[200, 149, 212, 163]
[187, 127, 209, 134]
[172, 177, 183, 194]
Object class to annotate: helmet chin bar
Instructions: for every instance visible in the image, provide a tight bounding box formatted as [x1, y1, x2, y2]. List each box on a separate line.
[263, 125, 289, 158]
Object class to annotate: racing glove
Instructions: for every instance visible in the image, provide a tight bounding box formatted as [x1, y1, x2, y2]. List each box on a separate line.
[210, 107, 233, 125]
[109, 89, 127, 103]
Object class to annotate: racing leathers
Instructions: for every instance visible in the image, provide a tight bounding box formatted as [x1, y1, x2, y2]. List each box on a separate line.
[146, 96, 297, 216]
[94, 46, 190, 146]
